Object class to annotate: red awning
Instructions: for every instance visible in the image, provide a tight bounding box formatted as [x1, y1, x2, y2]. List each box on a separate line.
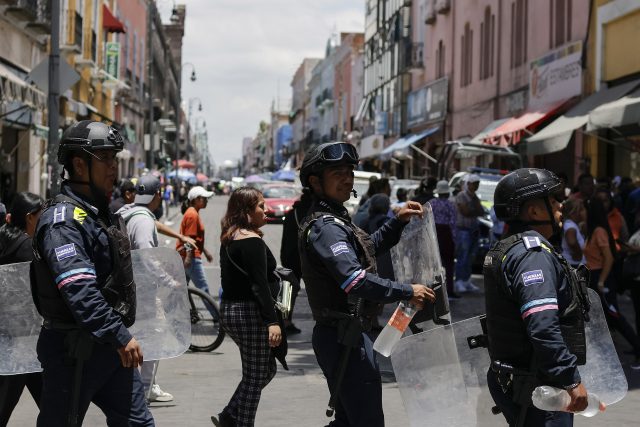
[173, 159, 196, 169]
[103, 5, 126, 34]
[484, 99, 573, 146]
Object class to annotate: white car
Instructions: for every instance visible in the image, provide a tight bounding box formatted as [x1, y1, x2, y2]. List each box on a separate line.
[345, 171, 381, 216]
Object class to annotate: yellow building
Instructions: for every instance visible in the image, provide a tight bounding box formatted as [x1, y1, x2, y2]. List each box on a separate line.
[584, 0, 640, 179]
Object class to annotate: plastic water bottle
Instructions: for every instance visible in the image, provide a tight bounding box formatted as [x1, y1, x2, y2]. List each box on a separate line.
[531, 386, 603, 417]
[373, 302, 417, 357]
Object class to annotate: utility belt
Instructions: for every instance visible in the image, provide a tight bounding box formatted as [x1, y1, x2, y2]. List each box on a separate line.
[490, 359, 540, 409]
[315, 308, 365, 348]
[42, 319, 80, 331]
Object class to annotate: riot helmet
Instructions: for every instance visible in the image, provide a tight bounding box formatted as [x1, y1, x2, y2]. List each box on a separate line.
[493, 168, 563, 230]
[58, 120, 124, 166]
[300, 142, 359, 188]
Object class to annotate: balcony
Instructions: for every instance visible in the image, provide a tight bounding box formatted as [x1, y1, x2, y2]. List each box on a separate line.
[436, 0, 451, 14]
[4, 0, 37, 22]
[25, 0, 51, 35]
[402, 40, 424, 70]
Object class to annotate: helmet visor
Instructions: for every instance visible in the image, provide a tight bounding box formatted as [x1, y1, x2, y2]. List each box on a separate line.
[320, 143, 358, 164]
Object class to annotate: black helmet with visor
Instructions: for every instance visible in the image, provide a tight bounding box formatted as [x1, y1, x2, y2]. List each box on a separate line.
[300, 142, 359, 187]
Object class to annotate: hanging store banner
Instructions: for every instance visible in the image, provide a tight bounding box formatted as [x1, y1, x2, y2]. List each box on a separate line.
[105, 42, 120, 80]
[529, 40, 582, 109]
[407, 77, 448, 128]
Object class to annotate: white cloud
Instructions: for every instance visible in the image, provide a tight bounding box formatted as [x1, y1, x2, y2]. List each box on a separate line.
[174, 0, 365, 170]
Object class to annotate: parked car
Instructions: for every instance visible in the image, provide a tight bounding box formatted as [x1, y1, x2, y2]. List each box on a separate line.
[261, 184, 300, 223]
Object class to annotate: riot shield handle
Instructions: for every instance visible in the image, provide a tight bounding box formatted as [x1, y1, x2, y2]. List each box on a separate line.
[467, 315, 488, 349]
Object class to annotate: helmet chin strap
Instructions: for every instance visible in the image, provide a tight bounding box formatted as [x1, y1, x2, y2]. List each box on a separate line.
[65, 158, 110, 214]
[518, 198, 561, 236]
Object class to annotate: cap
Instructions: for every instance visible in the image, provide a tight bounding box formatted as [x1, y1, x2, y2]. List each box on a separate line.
[436, 180, 451, 194]
[188, 186, 214, 200]
[466, 174, 480, 183]
[134, 175, 161, 205]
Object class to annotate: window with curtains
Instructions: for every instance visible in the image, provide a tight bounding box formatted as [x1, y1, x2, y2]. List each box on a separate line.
[550, 0, 572, 48]
[511, 0, 528, 68]
[479, 6, 495, 80]
[461, 23, 473, 87]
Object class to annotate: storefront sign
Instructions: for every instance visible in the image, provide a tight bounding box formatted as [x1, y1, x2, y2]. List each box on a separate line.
[360, 134, 384, 159]
[506, 90, 527, 115]
[105, 42, 120, 80]
[529, 41, 582, 109]
[407, 77, 448, 128]
[375, 111, 389, 135]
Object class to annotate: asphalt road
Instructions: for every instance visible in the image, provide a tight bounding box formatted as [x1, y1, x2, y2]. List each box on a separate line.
[9, 195, 640, 426]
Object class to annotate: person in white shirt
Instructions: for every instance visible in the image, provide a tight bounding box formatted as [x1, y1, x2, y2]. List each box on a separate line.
[561, 198, 587, 267]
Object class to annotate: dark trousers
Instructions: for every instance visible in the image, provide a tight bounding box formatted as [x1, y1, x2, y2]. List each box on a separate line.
[36, 328, 154, 427]
[435, 224, 455, 294]
[312, 324, 383, 427]
[629, 281, 640, 335]
[0, 372, 42, 426]
[590, 269, 640, 357]
[220, 301, 277, 427]
[487, 369, 573, 427]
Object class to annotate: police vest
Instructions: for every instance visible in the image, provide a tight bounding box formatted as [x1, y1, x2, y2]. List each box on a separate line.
[30, 194, 137, 327]
[299, 211, 380, 327]
[483, 233, 590, 369]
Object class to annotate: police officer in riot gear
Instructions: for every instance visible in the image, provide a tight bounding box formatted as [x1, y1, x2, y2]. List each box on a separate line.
[484, 168, 591, 427]
[31, 121, 154, 426]
[298, 142, 435, 427]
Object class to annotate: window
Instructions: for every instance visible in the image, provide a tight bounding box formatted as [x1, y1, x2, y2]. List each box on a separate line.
[550, 0, 572, 48]
[480, 6, 495, 80]
[436, 40, 445, 79]
[461, 23, 473, 87]
[511, 0, 528, 68]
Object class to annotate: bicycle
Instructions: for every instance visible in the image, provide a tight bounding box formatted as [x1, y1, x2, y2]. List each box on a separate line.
[187, 286, 225, 352]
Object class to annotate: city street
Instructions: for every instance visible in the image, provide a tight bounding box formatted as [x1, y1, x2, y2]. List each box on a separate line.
[9, 195, 640, 426]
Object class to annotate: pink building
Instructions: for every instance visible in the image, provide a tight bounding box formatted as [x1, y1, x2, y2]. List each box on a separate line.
[334, 33, 365, 139]
[411, 0, 590, 175]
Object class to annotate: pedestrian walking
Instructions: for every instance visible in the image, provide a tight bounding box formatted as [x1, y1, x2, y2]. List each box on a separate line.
[561, 198, 586, 267]
[213, 187, 284, 427]
[412, 176, 437, 205]
[484, 168, 591, 426]
[30, 121, 153, 426]
[297, 141, 434, 427]
[279, 192, 312, 335]
[0, 192, 44, 425]
[117, 174, 174, 403]
[428, 180, 458, 299]
[454, 174, 484, 293]
[362, 193, 395, 280]
[177, 186, 215, 298]
[109, 178, 136, 213]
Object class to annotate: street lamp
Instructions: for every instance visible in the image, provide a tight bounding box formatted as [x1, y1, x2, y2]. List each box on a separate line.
[182, 62, 197, 83]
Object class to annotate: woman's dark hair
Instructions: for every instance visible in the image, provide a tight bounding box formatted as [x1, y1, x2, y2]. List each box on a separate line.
[0, 192, 43, 251]
[220, 187, 264, 245]
[585, 197, 617, 255]
[594, 188, 614, 212]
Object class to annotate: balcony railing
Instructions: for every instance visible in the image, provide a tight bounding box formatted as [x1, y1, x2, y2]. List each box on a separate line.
[402, 40, 424, 70]
[25, 0, 52, 35]
[4, 0, 38, 22]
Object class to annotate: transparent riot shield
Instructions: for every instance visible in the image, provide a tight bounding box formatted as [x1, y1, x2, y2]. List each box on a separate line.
[391, 288, 627, 426]
[0, 247, 190, 375]
[391, 204, 450, 324]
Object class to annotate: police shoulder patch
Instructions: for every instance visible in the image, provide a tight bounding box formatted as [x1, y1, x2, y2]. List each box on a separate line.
[73, 207, 87, 224]
[54, 243, 77, 261]
[522, 236, 541, 250]
[330, 241, 350, 256]
[52, 205, 67, 224]
[522, 269, 544, 286]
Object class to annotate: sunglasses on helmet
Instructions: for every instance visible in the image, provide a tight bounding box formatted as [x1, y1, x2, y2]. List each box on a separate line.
[320, 143, 359, 163]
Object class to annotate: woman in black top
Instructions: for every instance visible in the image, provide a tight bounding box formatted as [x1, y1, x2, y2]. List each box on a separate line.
[0, 192, 44, 425]
[213, 187, 282, 427]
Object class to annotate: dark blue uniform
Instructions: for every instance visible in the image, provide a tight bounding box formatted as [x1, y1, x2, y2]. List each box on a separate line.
[486, 232, 579, 427]
[34, 184, 153, 426]
[300, 199, 413, 427]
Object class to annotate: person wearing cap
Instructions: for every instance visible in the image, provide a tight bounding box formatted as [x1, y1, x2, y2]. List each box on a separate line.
[109, 178, 137, 213]
[454, 173, 484, 294]
[117, 175, 174, 404]
[30, 121, 154, 426]
[177, 186, 215, 299]
[428, 180, 458, 299]
[297, 141, 435, 426]
[484, 168, 592, 426]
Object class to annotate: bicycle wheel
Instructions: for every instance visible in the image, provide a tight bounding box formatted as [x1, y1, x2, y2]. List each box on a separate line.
[188, 286, 225, 352]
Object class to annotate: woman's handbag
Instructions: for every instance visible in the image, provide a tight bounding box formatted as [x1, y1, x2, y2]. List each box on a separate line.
[271, 267, 296, 318]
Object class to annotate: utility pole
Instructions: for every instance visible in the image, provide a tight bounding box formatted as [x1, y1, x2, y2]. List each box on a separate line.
[146, 3, 155, 171]
[46, 0, 61, 196]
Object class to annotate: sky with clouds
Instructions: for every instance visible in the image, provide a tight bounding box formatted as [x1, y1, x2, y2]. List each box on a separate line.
[157, 0, 365, 172]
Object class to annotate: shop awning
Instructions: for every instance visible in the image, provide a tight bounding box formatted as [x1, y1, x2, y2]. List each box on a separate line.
[102, 5, 126, 33]
[0, 62, 46, 109]
[381, 127, 440, 156]
[484, 99, 571, 146]
[469, 118, 510, 145]
[587, 87, 640, 131]
[526, 79, 640, 155]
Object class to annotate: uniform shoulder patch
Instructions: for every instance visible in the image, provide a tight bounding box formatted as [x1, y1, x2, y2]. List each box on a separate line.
[73, 206, 88, 224]
[522, 236, 541, 250]
[522, 269, 544, 286]
[55, 243, 77, 261]
[330, 241, 350, 256]
[52, 205, 67, 224]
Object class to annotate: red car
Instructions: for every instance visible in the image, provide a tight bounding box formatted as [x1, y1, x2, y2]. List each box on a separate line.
[261, 184, 300, 223]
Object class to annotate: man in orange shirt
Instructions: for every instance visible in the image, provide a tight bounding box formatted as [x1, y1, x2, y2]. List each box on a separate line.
[177, 186, 215, 298]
